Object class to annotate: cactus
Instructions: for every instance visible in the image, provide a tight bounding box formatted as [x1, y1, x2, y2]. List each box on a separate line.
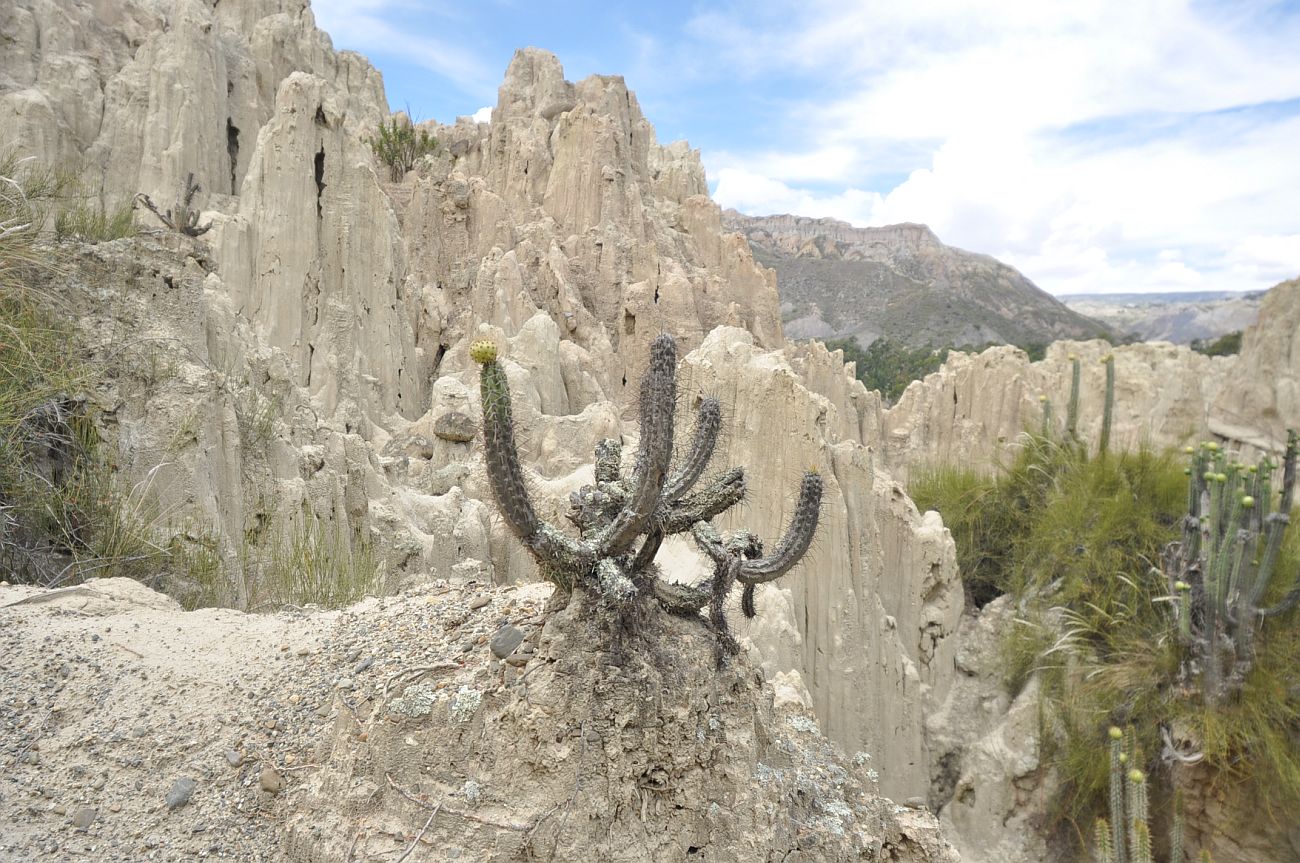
[1100, 354, 1115, 455]
[1162, 430, 1297, 702]
[1095, 727, 1183, 863]
[1039, 394, 1053, 439]
[1067, 353, 1082, 441]
[473, 334, 822, 652]
[135, 173, 212, 237]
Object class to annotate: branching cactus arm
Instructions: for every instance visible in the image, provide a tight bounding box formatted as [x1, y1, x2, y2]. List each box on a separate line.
[738, 471, 824, 584]
[663, 397, 721, 501]
[472, 340, 593, 585]
[599, 334, 677, 557]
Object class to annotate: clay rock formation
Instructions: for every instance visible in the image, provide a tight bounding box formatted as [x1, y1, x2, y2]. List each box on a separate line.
[1210, 277, 1300, 452]
[873, 274, 1299, 481]
[5, 0, 963, 825]
[724, 210, 1109, 349]
[0, 577, 957, 863]
[877, 339, 1233, 481]
[288, 588, 958, 863]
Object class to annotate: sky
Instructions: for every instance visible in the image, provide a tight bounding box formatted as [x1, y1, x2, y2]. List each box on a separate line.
[312, 0, 1300, 296]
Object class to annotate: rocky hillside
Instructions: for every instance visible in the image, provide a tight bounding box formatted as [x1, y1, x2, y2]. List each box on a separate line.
[724, 210, 1110, 348]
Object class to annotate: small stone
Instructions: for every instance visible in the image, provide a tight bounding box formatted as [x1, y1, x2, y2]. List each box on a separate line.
[224, 749, 244, 768]
[92, 774, 107, 791]
[432, 411, 476, 443]
[904, 797, 928, 810]
[165, 777, 197, 810]
[260, 766, 284, 795]
[490, 625, 525, 659]
[505, 655, 528, 668]
[70, 807, 96, 829]
[468, 596, 490, 610]
[352, 656, 374, 674]
[53, 803, 67, 815]
[336, 678, 354, 691]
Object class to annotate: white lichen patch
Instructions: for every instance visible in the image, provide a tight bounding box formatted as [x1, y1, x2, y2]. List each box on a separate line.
[461, 779, 482, 805]
[450, 684, 481, 723]
[389, 683, 440, 718]
[786, 715, 819, 734]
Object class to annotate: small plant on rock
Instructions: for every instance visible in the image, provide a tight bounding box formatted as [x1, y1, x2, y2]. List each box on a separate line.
[136, 172, 212, 237]
[367, 114, 438, 181]
[472, 334, 822, 653]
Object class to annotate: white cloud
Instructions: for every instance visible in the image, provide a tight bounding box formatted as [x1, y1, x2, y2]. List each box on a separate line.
[697, 0, 1300, 293]
[470, 106, 493, 123]
[312, 0, 498, 102]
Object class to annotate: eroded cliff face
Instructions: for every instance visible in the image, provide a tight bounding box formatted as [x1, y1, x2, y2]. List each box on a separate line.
[5, 0, 959, 810]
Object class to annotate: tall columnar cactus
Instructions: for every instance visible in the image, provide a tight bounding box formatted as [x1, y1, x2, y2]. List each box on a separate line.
[1099, 353, 1115, 455]
[1067, 353, 1082, 441]
[1095, 727, 1186, 863]
[1039, 394, 1053, 439]
[472, 334, 823, 652]
[1162, 431, 1298, 702]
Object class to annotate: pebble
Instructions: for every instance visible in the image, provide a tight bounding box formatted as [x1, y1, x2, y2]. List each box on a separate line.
[53, 803, 67, 815]
[165, 777, 197, 810]
[352, 657, 374, 674]
[70, 807, 97, 830]
[904, 796, 928, 810]
[336, 678, 354, 691]
[490, 625, 525, 659]
[505, 655, 529, 668]
[224, 749, 244, 768]
[468, 596, 490, 610]
[260, 766, 284, 795]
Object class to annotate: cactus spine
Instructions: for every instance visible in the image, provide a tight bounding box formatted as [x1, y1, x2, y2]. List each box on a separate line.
[1163, 431, 1297, 702]
[473, 333, 823, 651]
[1100, 353, 1115, 455]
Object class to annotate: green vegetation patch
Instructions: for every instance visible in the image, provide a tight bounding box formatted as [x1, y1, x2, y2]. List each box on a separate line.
[913, 431, 1300, 849]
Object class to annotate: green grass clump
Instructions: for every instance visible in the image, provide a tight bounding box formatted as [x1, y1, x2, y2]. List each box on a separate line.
[55, 198, 136, 242]
[367, 114, 438, 181]
[245, 513, 379, 609]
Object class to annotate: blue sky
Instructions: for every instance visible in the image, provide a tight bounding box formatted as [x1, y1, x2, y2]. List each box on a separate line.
[313, 0, 1300, 295]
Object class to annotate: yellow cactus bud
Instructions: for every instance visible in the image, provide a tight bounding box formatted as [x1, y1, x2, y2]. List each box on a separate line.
[1108, 726, 1123, 740]
[469, 339, 498, 364]
[1128, 769, 1145, 783]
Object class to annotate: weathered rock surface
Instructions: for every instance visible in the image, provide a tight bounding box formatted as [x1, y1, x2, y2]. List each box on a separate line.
[289, 589, 958, 863]
[0, 577, 957, 863]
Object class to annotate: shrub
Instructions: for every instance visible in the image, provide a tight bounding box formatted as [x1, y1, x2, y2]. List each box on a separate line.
[1190, 331, 1241, 357]
[55, 198, 136, 242]
[367, 114, 438, 181]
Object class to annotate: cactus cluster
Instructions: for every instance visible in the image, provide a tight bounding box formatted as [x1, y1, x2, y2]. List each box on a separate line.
[473, 333, 822, 652]
[1093, 727, 1207, 863]
[1162, 431, 1297, 702]
[135, 172, 212, 237]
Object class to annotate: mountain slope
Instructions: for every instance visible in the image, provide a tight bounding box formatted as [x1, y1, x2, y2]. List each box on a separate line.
[724, 211, 1111, 348]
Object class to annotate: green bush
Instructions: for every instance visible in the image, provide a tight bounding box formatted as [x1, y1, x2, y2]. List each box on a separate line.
[1190, 331, 1242, 357]
[826, 336, 1047, 404]
[367, 114, 438, 181]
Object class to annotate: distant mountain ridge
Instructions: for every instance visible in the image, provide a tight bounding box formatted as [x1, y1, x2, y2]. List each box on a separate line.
[1060, 291, 1263, 344]
[723, 210, 1110, 349]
